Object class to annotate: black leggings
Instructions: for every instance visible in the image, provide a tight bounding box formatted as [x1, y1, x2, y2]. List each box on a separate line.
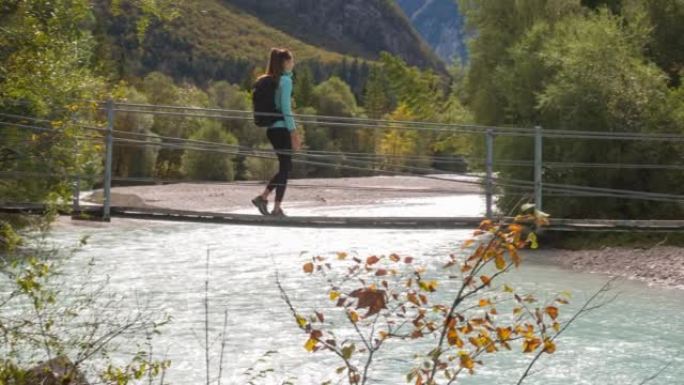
[266, 129, 292, 202]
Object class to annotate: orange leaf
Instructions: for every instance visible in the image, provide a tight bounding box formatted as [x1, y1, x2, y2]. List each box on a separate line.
[366, 256, 380, 265]
[545, 306, 559, 320]
[480, 275, 491, 286]
[459, 352, 474, 370]
[389, 253, 400, 262]
[303, 262, 314, 273]
[543, 338, 556, 354]
[522, 337, 542, 353]
[479, 299, 491, 307]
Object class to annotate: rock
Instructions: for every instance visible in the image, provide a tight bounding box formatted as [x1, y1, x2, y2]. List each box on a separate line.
[26, 356, 88, 385]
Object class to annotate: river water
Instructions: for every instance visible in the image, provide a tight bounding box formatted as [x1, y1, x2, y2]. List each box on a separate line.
[48, 196, 683, 385]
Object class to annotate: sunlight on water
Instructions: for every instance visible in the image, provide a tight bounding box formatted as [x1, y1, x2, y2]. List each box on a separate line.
[48, 198, 683, 385]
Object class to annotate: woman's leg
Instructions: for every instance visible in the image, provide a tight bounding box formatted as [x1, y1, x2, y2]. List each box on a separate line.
[264, 130, 292, 207]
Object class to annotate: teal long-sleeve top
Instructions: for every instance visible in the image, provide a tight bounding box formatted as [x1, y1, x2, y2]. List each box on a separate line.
[271, 71, 296, 132]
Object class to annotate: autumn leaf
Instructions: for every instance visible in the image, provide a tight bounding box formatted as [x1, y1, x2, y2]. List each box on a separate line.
[507, 245, 521, 267]
[522, 337, 542, 353]
[526, 232, 539, 249]
[462, 239, 475, 248]
[543, 338, 556, 354]
[304, 337, 317, 352]
[407, 292, 420, 306]
[447, 327, 463, 347]
[375, 269, 388, 276]
[496, 327, 512, 342]
[480, 275, 492, 286]
[459, 352, 474, 370]
[303, 262, 314, 273]
[315, 311, 325, 322]
[418, 280, 438, 292]
[552, 322, 561, 332]
[350, 288, 387, 317]
[348, 310, 360, 323]
[366, 256, 380, 265]
[495, 253, 506, 270]
[341, 343, 355, 359]
[503, 284, 514, 293]
[404, 257, 414, 264]
[545, 306, 559, 320]
[295, 314, 307, 328]
[329, 290, 340, 301]
[478, 299, 491, 307]
[390, 253, 401, 262]
[337, 252, 348, 260]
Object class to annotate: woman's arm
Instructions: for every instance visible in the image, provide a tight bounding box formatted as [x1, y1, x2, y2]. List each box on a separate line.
[280, 76, 297, 132]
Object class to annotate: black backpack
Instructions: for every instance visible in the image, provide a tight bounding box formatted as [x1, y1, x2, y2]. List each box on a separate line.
[252, 75, 283, 127]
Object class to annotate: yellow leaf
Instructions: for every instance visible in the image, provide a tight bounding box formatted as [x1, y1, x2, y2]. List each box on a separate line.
[552, 322, 561, 332]
[304, 337, 317, 352]
[349, 310, 359, 323]
[495, 253, 506, 270]
[496, 327, 512, 341]
[418, 280, 438, 292]
[337, 252, 348, 260]
[478, 299, 491, 307]
[526, 232, 539, 249]
[329, 290, 340, 301]
[296, 314, 307, 328]
[503, 284, 514, 293]
[462, 239, 475, 248]
[303, 262, 314, 273]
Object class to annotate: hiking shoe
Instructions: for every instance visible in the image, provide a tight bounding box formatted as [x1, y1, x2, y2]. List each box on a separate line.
[271, 208, 287, 217]
[251, 196, 269, 216]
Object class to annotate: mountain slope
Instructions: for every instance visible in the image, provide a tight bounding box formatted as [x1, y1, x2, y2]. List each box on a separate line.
[397, 0, 468, 64]
[224, 0, 445, 71]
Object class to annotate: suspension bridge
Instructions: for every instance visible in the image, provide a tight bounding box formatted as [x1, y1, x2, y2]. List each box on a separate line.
[1, 100, 683, 232]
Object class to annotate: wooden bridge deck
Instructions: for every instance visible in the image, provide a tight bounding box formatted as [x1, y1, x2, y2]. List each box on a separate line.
[1, 204, 683, 232]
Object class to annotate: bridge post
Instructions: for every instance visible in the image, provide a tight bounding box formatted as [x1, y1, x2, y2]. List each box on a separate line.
[534, 125, 543, 212]
[72, 174, 80, 214]
[485, 128, 494, 218]
[103, 100, 114, 221]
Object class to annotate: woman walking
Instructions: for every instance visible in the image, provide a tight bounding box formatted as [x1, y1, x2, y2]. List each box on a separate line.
[251, 48, 301, 216]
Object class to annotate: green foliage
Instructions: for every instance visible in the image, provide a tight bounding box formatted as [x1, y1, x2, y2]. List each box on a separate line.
[312, 77, 360, 118]
[0, 227, 170, 384]
[111, 83, 160, 178]
[181, 121, 238, 181]
[363, 66, 392, 119]
[461, 0, 684, 219]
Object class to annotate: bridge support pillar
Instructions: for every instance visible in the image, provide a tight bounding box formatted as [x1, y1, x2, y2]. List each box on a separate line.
[103, 100, 114, 221]
[534, 125, 543, 212]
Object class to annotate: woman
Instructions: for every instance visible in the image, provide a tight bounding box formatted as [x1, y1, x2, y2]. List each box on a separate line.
[252, 48, 301, 217]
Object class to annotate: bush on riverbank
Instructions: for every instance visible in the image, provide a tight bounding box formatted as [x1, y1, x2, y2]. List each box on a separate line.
[181, 121, 238, 181]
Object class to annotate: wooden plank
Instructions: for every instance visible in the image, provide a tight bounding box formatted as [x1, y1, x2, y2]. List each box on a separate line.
[2, 204, 684, 231]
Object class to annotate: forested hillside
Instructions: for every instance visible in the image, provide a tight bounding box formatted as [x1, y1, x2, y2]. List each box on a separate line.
[397, 0, 468, 63]
[224, 0, 444, 70]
